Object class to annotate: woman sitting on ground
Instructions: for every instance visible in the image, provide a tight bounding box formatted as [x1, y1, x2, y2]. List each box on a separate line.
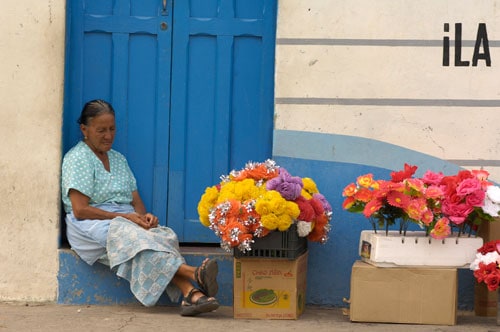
[61, 99, 218, 316]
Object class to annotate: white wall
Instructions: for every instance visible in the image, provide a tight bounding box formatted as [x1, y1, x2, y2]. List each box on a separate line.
[1, 0, 499, 303]
[276, 0, 500, 180]
[0, 0, 65, 301]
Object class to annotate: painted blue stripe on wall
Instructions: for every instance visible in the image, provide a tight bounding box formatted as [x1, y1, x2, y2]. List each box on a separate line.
[273, 129, 462, 177]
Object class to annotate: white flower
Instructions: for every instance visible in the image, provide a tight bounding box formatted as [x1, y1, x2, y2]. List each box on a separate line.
[296, 220, 313, 237]
[482, 197, 500, 217]
[470, 251, 500, 271]
[487, 185, 500, 204]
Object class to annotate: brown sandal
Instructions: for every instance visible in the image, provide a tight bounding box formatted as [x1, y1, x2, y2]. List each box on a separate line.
[194, 259, 219, 297]
[180, 288, 219, 316]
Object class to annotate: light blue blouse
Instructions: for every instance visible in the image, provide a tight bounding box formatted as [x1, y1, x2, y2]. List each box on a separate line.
[61, 141, 137, 213]
[61, 141, 139, 265]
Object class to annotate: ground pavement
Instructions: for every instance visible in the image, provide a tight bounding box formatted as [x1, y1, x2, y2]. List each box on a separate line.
[0, 302, 499, 332]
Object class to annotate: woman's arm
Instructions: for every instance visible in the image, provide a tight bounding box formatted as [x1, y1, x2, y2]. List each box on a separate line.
[69, 189, 156, 229]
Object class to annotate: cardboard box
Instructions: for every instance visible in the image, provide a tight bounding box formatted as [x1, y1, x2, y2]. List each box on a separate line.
[474, 219, 500, 316]
[359, 230, 483, 268]
[233, 251, 308, 319]
[474, 281, 498, 317]
[350, 261, 457, 325]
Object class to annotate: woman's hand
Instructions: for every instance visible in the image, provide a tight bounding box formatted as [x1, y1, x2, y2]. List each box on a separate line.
[144, 213, 159, 228]
[125, 212, 158, 230]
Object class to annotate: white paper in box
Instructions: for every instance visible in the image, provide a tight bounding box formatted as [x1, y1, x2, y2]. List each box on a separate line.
[359, 230, 483, 268]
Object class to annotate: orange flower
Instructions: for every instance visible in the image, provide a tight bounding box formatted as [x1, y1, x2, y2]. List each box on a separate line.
[420, 209, 434, 225]
[232, 164, 279, 181]
[342, 196, 356, 209]
[405, 198, 427, 220]
[430, 217, 451, 239]
[357, 174, 374, 188]
[354, 187, 373, 203]
[342, 183, 357, 197]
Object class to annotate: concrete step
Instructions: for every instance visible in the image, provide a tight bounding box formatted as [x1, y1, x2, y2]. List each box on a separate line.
[57, 247, 234, 306]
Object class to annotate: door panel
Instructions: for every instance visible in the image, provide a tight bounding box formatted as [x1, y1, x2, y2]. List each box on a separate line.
[63, 0, 172, 225]
[168, 0, 277, 242]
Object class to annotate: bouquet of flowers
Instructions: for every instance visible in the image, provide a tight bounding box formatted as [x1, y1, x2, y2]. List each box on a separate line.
[342, 163, 499, 239]
[470, 240, 500, 291]
[197, 160, 332, 252]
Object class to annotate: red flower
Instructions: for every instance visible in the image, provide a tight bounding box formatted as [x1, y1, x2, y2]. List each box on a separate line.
[478, 240, 500, 255]
[294, 196, 316, 222]
[485, 271, 500, 291]
[456, 170, 475, 182]
[390, 163, 417, 182]
[474, 262, 498, 283]
[307, 213, 328, 242]
[363, 198, 383, 218]
[309, 197, 325, 216]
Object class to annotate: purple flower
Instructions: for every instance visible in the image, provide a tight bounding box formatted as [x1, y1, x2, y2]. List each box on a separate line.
[266, 168, 303, 200]
[313, 193, 332, 213]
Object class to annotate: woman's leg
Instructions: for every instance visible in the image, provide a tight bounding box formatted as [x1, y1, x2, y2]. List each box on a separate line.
[171, 262, 219, 316]
[172, 258, 218, 302]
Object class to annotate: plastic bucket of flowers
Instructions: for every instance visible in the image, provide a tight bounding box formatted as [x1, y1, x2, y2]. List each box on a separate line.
[342, 163, 500, 267]
[197, 160, 332, 259]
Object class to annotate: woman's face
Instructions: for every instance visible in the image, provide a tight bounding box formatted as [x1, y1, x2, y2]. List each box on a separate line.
[80, 113, 116, 154]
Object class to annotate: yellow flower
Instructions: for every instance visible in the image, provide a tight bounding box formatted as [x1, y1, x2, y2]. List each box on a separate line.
[302, 177, 319, 196]
[197, 186, 220, 226]
[357, 174, 374, 188]
[277, 214, 294, 231]
[218, 179, 261, 203]
[261, 213, 280, 230]
[285, 201, 300, 220]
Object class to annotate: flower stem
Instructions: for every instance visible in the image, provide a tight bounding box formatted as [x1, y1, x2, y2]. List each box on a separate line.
[370, 218, 377, 234]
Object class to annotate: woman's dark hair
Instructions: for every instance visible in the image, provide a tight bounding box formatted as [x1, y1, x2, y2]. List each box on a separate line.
[77, 99, 115, 125]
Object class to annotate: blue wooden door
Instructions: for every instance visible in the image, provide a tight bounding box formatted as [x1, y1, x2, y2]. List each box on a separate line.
[64, 0, 277, 243]
[168, 0, 277, 242]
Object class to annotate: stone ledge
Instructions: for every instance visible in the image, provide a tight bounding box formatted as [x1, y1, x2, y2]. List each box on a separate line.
[57, 248, 234, 306]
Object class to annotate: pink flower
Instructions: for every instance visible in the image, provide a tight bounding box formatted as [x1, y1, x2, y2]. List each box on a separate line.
[424, 185, 444, 199]
[472, 169, 490, 181]
[387, 191, 410, 208]
[465, 189, 485, 207]
[441, 202, 474, 224]
[456, 178, 482, 197]
[422, 170, 444, 185]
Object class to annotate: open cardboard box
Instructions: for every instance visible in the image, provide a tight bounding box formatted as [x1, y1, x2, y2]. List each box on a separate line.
[350, 261, 457, 325]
